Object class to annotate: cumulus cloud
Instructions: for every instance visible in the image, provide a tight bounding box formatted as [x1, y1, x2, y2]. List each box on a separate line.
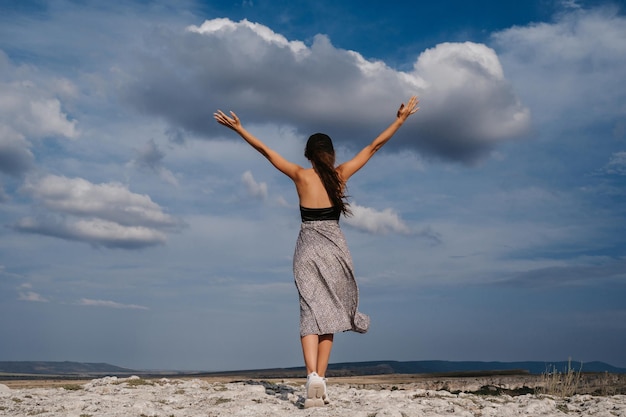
[78, 298, 149, 310]
[189, 18, 307, 54]
[15, 216, 169, 249]
[16, 175, 181, 248]
[241, 170, 268, 200]
[410, 42, 530, 161]
[0, 82, 78, 139]
[0, 51, 78, 176]
[344, 203, 411, 235]
[344, 203, 442, 242]
[492, 6, 626, 127]
[121, 18, 529, 164]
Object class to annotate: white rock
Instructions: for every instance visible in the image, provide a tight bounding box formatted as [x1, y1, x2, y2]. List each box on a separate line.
[372, 407, 404, 417]
[0, 378, 625, 417]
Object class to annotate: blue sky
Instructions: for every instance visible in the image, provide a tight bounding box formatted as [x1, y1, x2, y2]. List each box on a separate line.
[1, 0, 625, 372]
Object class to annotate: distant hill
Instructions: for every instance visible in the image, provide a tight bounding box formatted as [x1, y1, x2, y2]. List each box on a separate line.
[1, 359, 624, 379]
[199, 360, 626, 379]
[323, 360, 626, 376]
[0, 361, 136, 376]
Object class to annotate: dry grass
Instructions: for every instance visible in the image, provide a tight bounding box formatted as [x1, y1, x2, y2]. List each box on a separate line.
[61, 384, 83, 391]
[540, 359, 582, 397]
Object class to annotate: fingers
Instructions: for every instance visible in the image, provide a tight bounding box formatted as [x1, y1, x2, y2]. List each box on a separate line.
[213, 109, 242, 131]
[213, 110, 226, 121]
[406, 96, 420, 115]
[213, 109, 234, 127]
[397, 96, 420, 119]
[214, 110, 231, 120]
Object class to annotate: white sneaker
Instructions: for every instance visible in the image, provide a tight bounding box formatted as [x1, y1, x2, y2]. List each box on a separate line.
[322, 377, 330, 404]
[304, 372, 325, 408]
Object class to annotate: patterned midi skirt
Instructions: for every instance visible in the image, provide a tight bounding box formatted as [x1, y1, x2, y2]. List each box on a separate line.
[293, 220, 370, 337]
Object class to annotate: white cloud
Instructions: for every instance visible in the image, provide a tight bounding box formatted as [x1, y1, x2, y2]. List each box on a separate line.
[122, 18, 529, 164]
[241, 170, 268, 200]
[16, 175, 180, 248]
[18, 291, 48, 302]
[15, 217, 168, 248]
[344, 203, 411, 235]
[0, 53, 78, 139]
[23, 175, 178, 227]
[188, 18, 307, 55]
[0, 51, 78, 176]
[78, 298, 148, 310]
[26, 97, 78, 138]
[492, 6, 626, 127]
[410, 42, 530, 160]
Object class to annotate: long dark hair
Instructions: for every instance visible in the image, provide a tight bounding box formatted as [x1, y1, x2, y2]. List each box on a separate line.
[305, 133, 351, 216]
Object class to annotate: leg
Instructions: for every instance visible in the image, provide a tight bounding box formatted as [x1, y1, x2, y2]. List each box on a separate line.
[301, 334, 320, 375]
[301, 334, 334, 408]
[316, 334, 334, 377]
[300, 333, 335, 376]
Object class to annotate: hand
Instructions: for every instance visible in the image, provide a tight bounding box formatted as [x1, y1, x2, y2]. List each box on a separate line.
[214, 110, 242, 131]
[396, 96, 419, 121]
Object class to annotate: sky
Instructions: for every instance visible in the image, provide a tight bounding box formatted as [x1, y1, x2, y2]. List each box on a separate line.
[0, 0, 625, 372]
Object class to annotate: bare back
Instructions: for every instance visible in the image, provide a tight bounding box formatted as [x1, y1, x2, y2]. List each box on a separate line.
[294, 168, 337, 209]
[214, 96, 419, 210]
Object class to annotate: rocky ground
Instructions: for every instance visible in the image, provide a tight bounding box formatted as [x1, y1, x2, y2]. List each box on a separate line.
[1, 374, 625, 416]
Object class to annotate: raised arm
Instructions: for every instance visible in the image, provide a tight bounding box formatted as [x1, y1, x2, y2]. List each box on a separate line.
[214, 110, 302, 180]
[336, 96, 419, 181]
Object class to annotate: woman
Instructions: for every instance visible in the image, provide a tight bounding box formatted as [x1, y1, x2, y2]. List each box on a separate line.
[214, 96, 419, 407]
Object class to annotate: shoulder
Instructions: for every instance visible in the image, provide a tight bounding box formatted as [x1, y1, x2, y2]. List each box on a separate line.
[335, 165, 349, 183]
[297, 165, 315, 177]
[295, 167, 316, 180]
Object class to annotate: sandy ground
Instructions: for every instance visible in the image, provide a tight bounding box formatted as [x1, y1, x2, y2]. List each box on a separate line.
[1, 374, 626, 416]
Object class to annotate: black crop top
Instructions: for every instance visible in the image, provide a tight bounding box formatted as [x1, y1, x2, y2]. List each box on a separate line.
[300, 206, 341, 221]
